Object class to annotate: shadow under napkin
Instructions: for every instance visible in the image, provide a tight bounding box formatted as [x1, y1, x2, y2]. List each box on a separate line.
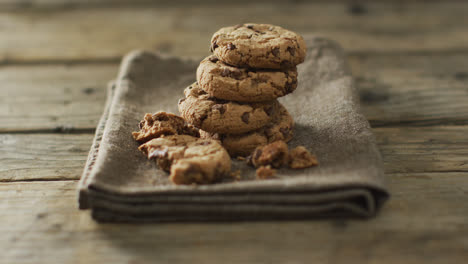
[78, 36, 389, 222]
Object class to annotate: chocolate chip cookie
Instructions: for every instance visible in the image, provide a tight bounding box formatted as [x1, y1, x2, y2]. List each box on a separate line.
[197, 55, 297, 102]
[132, 111, 199, 143]
[178, 82, 279, 134]
[200, 103, 294, 156]
[249, 140, 289, 168]
[210, 23, 307, 69]
[288, 146, 319, 169]
[139, 135, 231, 185]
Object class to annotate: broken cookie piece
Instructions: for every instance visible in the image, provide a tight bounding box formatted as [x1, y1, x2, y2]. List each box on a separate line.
[288, 146, 318, 169]
[139, 135, 231, 185]
[246, 141, 319, 175]
[249, 140, 289, 168]
[132, 111, 199, 144]
[256, 165, 276, 180]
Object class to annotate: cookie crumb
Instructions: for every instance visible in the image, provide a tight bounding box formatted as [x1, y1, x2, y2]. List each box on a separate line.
[236, 156, 246, 161]
[288, 146, 318, 169]
[256, 165, 276, 180]
[250, 141, 289, 168]
[230, 170, 242, 181]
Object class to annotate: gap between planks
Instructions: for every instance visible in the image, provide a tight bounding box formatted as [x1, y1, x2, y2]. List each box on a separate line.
[1, 173, 467, 264]
[2, 52, 468, 132]
[0, 1, 468, 62]
[4, 49, 468, 67]
[1, 126, 467, 182]
[0, 0, 455, 11]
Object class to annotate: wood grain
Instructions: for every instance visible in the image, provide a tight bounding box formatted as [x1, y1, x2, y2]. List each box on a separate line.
[2, 53, 467, 132]
[0, 2, 467, 63]
[373, 126, 468, 173]
[0, 64, 116, 132]
[0, 134, 94, 181]
[350, 54, 468, 126]
[1, 174, 467, 264]
[0, 0, 441, 10]
[1, 126, 467, 181]
[1, 1, 466, 263]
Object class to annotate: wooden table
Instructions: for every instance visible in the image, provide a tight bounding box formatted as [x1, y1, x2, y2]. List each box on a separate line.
[1, 1, 467, 263]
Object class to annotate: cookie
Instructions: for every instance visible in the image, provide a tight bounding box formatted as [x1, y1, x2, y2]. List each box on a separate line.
[200, 103, 294, 157]
[197, 55, 297, 102]
[256, 165, 276, 180]
[132, 111, 199, 144]
[178, 82, 278, 134]
[139, 135, 231, 185]
[249, 140, 289, 169]
[210, 23, 307, 69]
[288, 146, 319, 169]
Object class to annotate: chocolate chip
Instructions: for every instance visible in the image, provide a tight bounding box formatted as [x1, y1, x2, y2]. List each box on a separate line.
[153, 114, 169, 121]
[287, 47, 296, 56]
[212, 104, 226, 114]
[246, 24, 254, 29]
[254, 149, 262, 160]
[146, 118, 153, 126]
[138, 120, 145, 129]
[264, 106, 274, 116]
[210, 40, 219, 52]
[209, 56, 219, 63]
[271, 47, 280, 57]
[178, 98, 185, 105]
[199, 113, 208, 123]
[230, 69, 243, 80]
[280, 60, 293, 68]
[227, 43, 236, 50]
[221, 68, 243, 80]
[264, 128, 273, 138]
[198, 88, 207, 95]
[280, 127, 289, 138]
[285, 81, 296, 93]
[188, 85, 193, 89]
[241, 112, 250, 124]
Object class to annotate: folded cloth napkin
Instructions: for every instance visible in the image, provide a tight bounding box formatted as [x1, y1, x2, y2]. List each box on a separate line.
[78, 36, 389, 222]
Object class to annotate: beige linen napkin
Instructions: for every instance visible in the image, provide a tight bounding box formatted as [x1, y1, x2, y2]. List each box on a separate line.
[78, 36, 389, 222]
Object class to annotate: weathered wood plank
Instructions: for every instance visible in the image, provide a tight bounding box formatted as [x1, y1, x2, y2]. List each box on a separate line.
[0, 2, 467, 63]
[1, 174, 467, 264]
[1, 126, 467, 181]
[0, 0, 438, 10]
[0, 64, 116, 132]
[0, 134, 94, 181]
[373, 126, 468, 174]
[350, 54, 468, 126]
[2, 53, 467, 131]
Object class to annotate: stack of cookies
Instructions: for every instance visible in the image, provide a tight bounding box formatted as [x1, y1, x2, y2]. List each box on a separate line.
[178, 23, 307, 156]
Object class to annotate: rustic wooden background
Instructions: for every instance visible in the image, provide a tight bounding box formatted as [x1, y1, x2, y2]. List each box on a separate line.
[1, 0, 467, 263]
